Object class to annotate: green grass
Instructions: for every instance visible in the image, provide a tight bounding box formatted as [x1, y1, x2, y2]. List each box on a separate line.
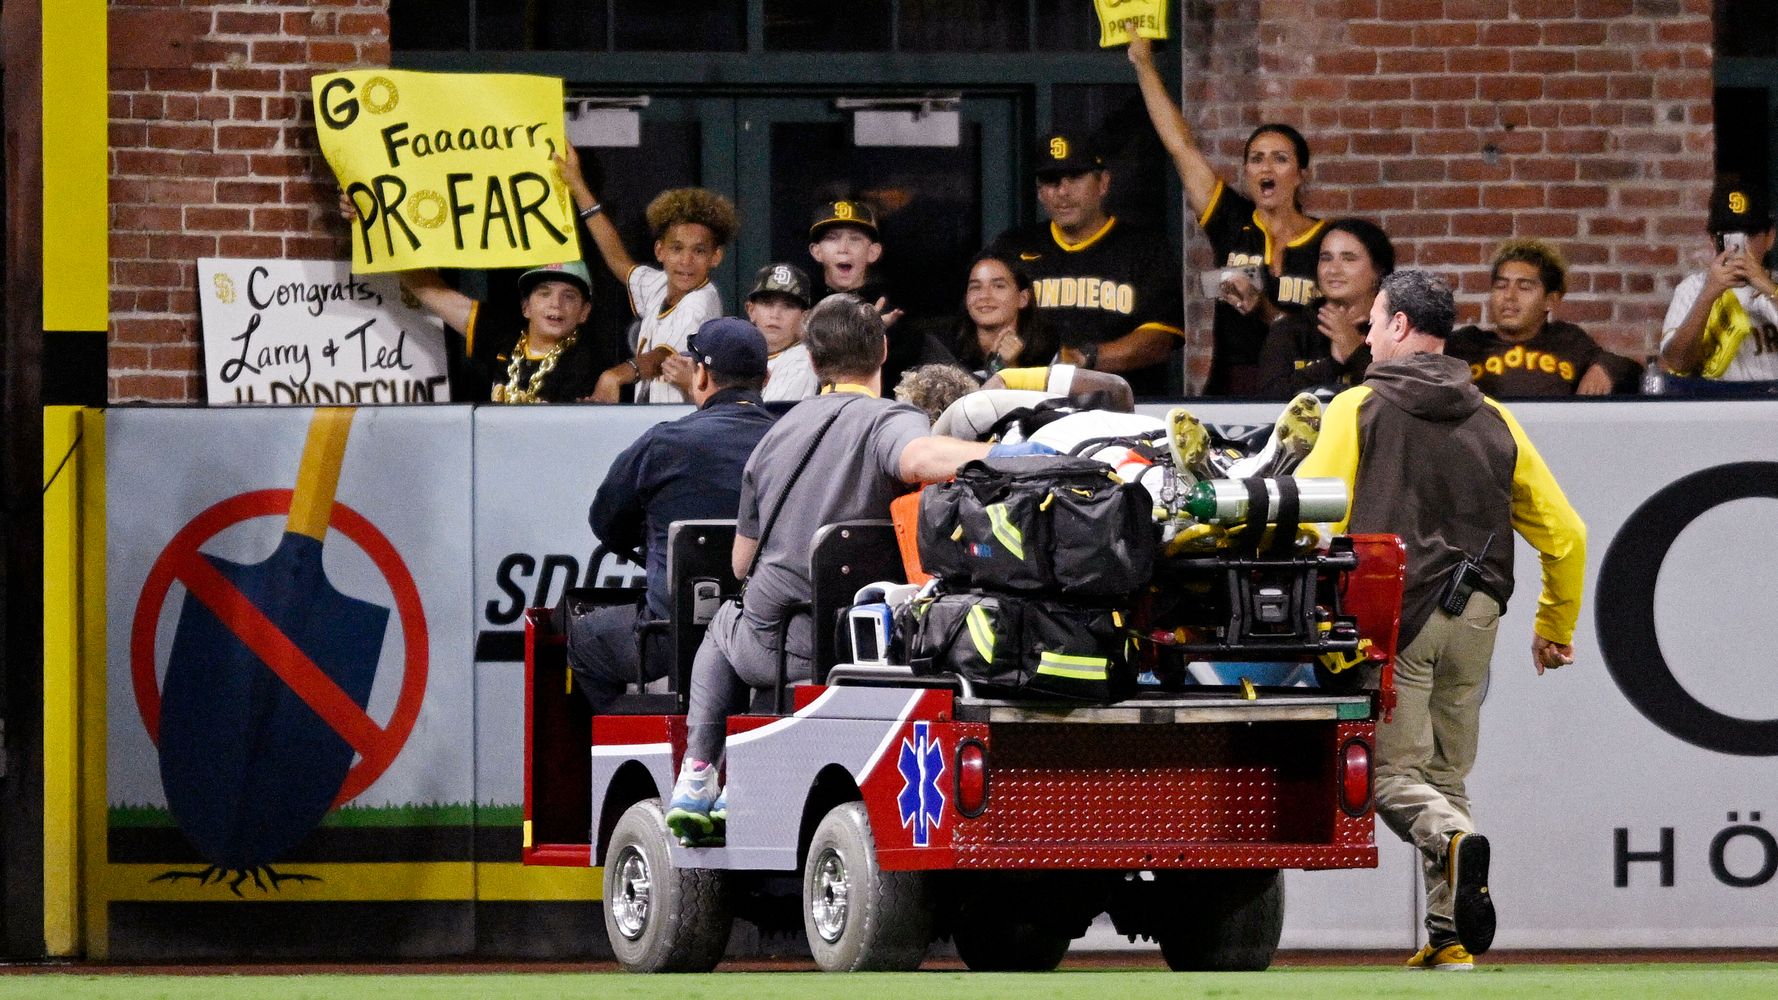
[2, 967, 1774, 1000]
[105, 803, 523, 829]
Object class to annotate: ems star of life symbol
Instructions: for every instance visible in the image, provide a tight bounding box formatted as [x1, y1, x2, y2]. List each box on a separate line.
[897, 720, 946, 847]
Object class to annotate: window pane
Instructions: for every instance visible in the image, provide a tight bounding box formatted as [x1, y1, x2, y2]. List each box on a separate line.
[1033, 0, 1102, 52]
[389, 0, 471, 51]
[1718, 0, 1778, 58]
[769, 120, 982, 323]
[615, 0, 745, 52]
[1051, 84, 1168, 224]
[764, 0, 891, 51]
[1716, 88, 1770, 193]
[899, 0, 1027, 52]
[477, 0, 607, 51]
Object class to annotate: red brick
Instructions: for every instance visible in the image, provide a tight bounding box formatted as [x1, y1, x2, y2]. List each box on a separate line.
[214, 68, 282, 92]
[1413, 23, 1478, 47]
[1479, 76, 1544, 102]
[147, 233, 219, 259]
[1448, 49, 1510, 74]
[1379, 50, 1443, 74]
[1481, 22, 1541, 46]
[1379, 0, 1442, 19]
[192, 39, 250, 65]
[1656, 20, 1711, 44]
[144, 68, 212, 93]
[1587, 217, 1650, 237]
[1353, 186, 1415, 211]
[1482, 185, 1545, 210]
[1415, 130, 1475, 156]
[1452, 213, 1516, 237]
[308, 40, 359, 64]
[1516, 213, 1581, 237]
[1412, 76, 1476, 101]
[113, 318, 191, 345]
[217, 125, 281, 151]
[1383, 213, 1451, 237]
[1512, 50, 1576, 74]
[112, 204, 183, 231]
[1513, 158, 1578, 182]
[253, 207, 313, 231]
[184, 207, 252, 231]
[1548, 130, 1609, 154]
[114, 260, 184, 287]
[1545, 20, 1609, 45]
[250, 40, 307, 65]
[1417, 186, 1482, 209]
[214, 11, 283, 34]
[286, 235, 348, 259]
[1415, 242, 1484, 266]
[218, 234, 286, 257]
[217, 180, 284, 203]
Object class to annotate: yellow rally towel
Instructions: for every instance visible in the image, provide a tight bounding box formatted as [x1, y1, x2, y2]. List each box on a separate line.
[1094, 0, 1170, 47]
[1700, 290, 1754, 379]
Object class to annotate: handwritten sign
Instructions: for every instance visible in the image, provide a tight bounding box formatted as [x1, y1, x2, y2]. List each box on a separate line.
[198, 258, 452, 406]
[1093, 0, 1170, 47]
[313, 70, 575, 274]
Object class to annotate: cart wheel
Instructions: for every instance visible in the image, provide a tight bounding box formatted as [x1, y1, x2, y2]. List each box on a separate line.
[603, 798, 732, 972]
[1156, 869, 1284, 971]
[953, 918, 1071, 971]
[803, 802, 932, 971]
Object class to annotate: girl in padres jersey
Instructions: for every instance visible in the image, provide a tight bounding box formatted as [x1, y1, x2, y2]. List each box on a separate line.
[1127, 30, 1328, 395]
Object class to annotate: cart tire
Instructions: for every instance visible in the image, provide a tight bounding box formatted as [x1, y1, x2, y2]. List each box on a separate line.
[1156, 869, 1284, 972]
[603, 799, 733, 973]
[802, 802, 932, 971]
[953, 919, 1071, 972]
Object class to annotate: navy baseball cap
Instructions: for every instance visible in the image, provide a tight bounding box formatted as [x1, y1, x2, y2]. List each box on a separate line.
[1708, 181, 1774, 234]
[1035, 131, 1105, 179]
[687, 317, 768, 377]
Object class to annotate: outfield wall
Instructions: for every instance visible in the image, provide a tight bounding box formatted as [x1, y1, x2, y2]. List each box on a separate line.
[52, 400, 1778, 958]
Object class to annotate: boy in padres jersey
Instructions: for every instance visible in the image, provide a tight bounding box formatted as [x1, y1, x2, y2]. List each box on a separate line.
[986, 132, 1185, 397]
[557, 145, 736, 404]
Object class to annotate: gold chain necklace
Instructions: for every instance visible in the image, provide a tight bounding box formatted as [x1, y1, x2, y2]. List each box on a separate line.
[494, 331, 577, 404]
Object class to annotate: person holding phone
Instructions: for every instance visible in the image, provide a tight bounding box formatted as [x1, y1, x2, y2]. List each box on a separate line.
[1659, 180, 1778, 381]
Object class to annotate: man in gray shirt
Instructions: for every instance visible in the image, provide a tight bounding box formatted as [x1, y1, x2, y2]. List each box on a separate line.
[666, 294, 1047, 842]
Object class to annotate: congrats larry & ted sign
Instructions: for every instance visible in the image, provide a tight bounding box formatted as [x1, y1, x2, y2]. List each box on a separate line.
[198, 258, 451, 406]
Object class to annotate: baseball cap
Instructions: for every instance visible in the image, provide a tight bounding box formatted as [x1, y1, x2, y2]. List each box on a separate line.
[686, 317, 768, 378]
[748, 262, 812, 308]
[810, 199, 879, 240]
[517, 260, 592, 298]
[1708, 181, 1774, 234]
[1035, 131, 1105, 179]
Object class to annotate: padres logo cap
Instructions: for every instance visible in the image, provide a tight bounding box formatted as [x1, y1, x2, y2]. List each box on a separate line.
[516, 259, 592, 298]
[748, 262, 812, 308]
[1035, 131, 1105, 179]
[1708, 179, 1773, 234]
[810, 199, 880, 239]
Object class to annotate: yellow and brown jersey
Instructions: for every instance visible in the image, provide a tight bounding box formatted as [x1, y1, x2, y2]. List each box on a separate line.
[987, 216, 1184, 395]
[1296, 351, 1586, 648]
[1199, 181, 1328, 394]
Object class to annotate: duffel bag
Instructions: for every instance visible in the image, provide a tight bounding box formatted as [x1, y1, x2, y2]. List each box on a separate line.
[899, 591, 1134, 702]
[916, 456, 1156, 597]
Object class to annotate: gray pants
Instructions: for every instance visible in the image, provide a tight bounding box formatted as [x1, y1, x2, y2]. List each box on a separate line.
[565, 602, 668, 713]
[685, 599, 811, 764]
[1374, 590, 1500, 946]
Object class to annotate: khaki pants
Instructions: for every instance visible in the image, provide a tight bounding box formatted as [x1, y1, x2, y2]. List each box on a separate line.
[1374, 590, 1500, 946]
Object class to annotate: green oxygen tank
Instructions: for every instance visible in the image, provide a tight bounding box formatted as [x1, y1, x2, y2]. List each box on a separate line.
[1182, 477, 1350, 525]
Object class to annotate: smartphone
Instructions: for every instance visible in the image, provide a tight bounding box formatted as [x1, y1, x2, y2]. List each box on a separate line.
[1720, 232, 1749, 253]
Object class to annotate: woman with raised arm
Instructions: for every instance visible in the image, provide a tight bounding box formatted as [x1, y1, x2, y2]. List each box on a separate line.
[1127, 31, 1328, 395]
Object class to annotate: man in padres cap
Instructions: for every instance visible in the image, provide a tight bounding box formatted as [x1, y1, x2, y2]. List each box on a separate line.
[572, 316, 777, 712]
[986, 130, 1184, 396]
[1659, 179, 1778, 382]
[746, 262, 820, 401]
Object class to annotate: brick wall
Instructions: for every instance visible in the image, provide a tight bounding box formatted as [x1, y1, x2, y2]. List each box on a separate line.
[1179, 0, 1716, 389]
[108, 0, 391, 403]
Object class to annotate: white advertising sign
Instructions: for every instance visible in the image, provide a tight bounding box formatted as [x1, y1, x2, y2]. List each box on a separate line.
[197, 258, 452, 406]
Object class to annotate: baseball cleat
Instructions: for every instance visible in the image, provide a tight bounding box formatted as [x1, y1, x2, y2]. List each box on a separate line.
[1449, 831, 1496, 955]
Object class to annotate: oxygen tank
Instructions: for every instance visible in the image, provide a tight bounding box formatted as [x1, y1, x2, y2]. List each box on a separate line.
[1182, 477, 1349, 525]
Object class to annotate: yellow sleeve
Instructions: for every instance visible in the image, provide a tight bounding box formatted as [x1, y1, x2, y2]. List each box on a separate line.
[1198, 178, 1226, 229]
[464, 300, 481, 358]
[997, 367, 1050, 391]
[1292, 386, 1368, 533]
[1486, 400, 1587, 644]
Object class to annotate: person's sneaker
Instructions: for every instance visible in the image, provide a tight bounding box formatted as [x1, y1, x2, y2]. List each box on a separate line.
[709, 789, 728, 829]
[1267, 392, 1323, 476]
[1449, 831, 1496, 955]
[1166, 407, 1210, 484]
[664, 758, 720, 844]
[1404, 942, 1474, 971]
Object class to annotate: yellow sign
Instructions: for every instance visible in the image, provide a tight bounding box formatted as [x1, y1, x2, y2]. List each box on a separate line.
[314, 70, 575, 274]
[1094, 0, 1170, 47]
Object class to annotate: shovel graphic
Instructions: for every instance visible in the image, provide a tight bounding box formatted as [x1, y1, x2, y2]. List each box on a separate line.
[157, 407, 391, 874]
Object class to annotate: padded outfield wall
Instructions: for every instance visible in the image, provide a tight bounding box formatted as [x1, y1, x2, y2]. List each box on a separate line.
[40, 400, 1778, 958]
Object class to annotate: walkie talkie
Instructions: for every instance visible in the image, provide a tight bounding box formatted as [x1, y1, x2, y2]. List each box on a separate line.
[1438, 533, 1494, 616]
